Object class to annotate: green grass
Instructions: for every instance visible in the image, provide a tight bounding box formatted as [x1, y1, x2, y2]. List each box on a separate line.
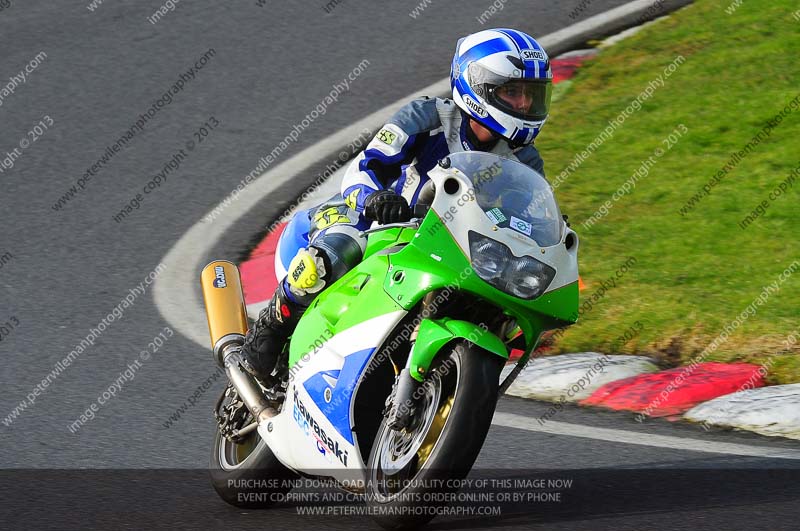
[538, 0, 800, 384]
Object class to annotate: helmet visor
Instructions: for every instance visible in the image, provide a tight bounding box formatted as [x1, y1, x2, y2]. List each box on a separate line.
[488, 80, 552, 122]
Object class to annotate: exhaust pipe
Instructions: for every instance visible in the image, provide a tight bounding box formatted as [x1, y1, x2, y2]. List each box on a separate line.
[200, 261, 276, 424]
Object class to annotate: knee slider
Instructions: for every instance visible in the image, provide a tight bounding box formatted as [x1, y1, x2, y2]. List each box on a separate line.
[312, 233, 363, 284]
[287, 247, 328, 296]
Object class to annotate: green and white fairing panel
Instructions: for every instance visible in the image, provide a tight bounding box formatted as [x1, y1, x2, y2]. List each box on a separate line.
[261, 310, 407, 480]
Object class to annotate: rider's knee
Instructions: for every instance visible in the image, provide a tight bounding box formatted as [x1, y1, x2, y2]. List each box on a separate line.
[313, 231, 364, 284]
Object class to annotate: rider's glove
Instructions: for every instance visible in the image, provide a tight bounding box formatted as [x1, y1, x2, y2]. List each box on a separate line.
[364, 190, 412, 225]
[562, 214, 571, 228]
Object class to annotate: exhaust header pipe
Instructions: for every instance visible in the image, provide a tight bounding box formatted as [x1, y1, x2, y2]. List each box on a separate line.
[200, 261, 275, 423]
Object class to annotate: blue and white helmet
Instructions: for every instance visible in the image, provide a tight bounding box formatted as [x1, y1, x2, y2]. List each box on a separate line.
[451, 28, 553, 145]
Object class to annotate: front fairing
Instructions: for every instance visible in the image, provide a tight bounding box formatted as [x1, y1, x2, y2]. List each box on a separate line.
[379, 153, 580, 346]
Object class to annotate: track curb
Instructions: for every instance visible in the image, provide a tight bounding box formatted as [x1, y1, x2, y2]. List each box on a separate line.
[505, 353, 799, 441]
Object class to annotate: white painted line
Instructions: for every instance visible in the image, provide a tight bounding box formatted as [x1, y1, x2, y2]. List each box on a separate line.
[492, 412, 800, 460]
[154, 0, 695, 349]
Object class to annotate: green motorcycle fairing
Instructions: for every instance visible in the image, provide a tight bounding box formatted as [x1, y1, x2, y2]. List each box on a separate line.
[288, 208, 578, 378]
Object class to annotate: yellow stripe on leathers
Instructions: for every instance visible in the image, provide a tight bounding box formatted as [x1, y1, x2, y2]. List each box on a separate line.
[200, 260, 249, 349]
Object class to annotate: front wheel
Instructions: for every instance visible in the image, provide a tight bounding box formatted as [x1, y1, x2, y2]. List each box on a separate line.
[366, 340, 504, 529]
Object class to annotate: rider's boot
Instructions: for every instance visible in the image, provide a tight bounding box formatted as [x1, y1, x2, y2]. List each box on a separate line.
[240, 281, 304, 384]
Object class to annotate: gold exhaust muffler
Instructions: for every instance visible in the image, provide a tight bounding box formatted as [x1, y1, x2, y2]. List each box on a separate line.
[200, 260, 275, 423]
[200, 260, 249, 365]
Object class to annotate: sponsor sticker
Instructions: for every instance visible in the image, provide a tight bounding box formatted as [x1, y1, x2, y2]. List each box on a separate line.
[313, 206, 349, 229]
[521, 49, 546, 61]
[344, 189, 359, 210]
[510, 216, 533, 236]
[212, 266, 227, 288]
[292, 390, 349, 466]
[291, 260, 306, 282]
[485, 208, 507, 224]
[377, 128, 397, 145]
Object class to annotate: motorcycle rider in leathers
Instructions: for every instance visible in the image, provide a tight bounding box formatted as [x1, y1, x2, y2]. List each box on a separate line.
[241, 28, 555, 384]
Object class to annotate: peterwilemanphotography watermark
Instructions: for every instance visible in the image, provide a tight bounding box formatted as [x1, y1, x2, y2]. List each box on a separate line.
[112, 117, 220, 224]
[147, 0, 182, 24]
[0, 316, 20, 343]
[67, 327, 173, 433]
[0, 250, 14, 272]
[51, 49, 216, 212]
[162, 365, 226, 428]
[2, 263, 168, 427]
[545, 55, 686, 202]
[738, 161, 798, 230]
[0, 115, 54, 174]
[679, 93, 800, 216]
[227, 473, 576, 515]
[203, 60, 370, 224]
[0, 50, 46, 109]
[582, 124, 688, 230]
[635, 260, 800, 421]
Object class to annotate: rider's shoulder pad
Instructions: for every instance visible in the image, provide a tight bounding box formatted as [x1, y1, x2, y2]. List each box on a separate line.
[388, 97, 442, 136]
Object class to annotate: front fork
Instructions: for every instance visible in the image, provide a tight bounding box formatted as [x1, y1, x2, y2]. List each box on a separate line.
[383, 293, 510, 430]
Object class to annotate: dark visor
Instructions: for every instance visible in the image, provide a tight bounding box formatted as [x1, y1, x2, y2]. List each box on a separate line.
[488, 80, 552, 121]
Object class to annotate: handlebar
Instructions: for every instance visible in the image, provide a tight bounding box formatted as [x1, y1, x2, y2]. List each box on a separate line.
[359, 218, 423, 237]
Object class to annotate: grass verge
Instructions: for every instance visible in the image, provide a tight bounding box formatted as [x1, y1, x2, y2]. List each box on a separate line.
[538, 0, 800, 384]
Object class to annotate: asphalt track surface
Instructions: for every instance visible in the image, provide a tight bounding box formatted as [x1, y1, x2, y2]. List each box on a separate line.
[2, 1, 798, 529]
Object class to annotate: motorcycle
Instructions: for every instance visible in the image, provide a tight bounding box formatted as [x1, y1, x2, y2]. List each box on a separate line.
[200, 151, 579, 528]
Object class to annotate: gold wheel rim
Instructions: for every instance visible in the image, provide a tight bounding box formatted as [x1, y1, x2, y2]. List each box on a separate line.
[416, 394, 454, 466]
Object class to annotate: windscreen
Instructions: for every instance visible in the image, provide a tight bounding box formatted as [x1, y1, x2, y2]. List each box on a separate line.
[448, 151, 562, 247]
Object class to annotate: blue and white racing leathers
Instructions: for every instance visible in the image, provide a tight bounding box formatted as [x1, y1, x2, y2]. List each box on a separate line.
[341, 96, 544, 215]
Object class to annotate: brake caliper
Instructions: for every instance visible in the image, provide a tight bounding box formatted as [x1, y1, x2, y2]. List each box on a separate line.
[383, 370, 424, 432]
[214, 386, 250, 443]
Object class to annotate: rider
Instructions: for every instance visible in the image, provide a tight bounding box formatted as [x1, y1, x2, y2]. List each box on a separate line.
[241, 28, 554, 383]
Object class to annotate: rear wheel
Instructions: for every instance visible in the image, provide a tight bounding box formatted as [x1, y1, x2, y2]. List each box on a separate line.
[366, 340, 504, 529]
[209, 386, 297, 508]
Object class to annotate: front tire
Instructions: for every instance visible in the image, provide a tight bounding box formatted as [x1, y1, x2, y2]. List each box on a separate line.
[366, 340, 504, 529]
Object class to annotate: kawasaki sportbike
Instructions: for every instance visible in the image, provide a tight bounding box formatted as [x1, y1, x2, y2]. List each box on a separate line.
[200, 151, 579, 528]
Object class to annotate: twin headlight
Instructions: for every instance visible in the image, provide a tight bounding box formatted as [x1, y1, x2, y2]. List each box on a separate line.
[468, 231, 555, 300]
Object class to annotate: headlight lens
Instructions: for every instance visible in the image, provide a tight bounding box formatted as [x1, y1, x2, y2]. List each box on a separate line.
[470, 238, 507, 280]
[468, 231, 555, 299]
